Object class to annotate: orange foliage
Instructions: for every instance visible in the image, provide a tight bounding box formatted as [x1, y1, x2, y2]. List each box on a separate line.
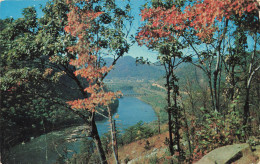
[137, 0, 258, 44]
[64, 2, 121, 111]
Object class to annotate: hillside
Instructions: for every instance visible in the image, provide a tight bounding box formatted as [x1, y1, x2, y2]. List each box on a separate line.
[107, 131, 170, 164]
[107, 132, 260, 164]
[105, 56, 206, 87]
[104, 56, 164, 80]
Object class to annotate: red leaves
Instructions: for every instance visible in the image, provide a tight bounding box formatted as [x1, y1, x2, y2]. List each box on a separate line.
[64, 6, 103, 37]
[67, 91, 122, 111]
[137, 0, 258, 43]
[65, 2, 119, 112]
[246, 3, 257, 12]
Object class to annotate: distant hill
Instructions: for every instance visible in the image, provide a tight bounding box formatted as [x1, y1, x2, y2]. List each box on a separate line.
[104, 56, 208, 88]
[104, 56, 164, 80]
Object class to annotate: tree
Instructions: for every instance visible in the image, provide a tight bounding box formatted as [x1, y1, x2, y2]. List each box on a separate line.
[0, 8, 67, 163]
[137, 1, 190, 162]
[138, 0, 259, 123]
[137, 0, 259, 161]
[64, 0, 132, 163]
[1, 0, 132, 163]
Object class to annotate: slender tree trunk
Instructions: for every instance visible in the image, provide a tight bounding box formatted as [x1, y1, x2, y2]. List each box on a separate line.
[172, 80, 181, 159]
[167, 92, 174, 156]
[257, 0, 260, 21]
[166, 72, 174, 158]
[230, 65, 235, 102]
[167, 110, 174, 158]
[243, 87, 250, 126]
[169, 57, 182, 161]
[183, 106, 192, 163]
[243, 32, 258, 127]
[41, 119, 48, 162]
[174, 110, 181, 153]
[158, 114, 161, 134]
[108, 107, 119, 164]
[91, 115, 107, 164]
[207, 72, 215, 110]
[217, 59, 222, 112]
[213, 67, 219, 112]
[0, 130, 3, 164]
[113, 120, 118, 161]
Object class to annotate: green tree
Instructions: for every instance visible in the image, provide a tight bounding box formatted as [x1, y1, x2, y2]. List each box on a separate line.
[0, 8, 65, 162]
[1, 0, 133, 163]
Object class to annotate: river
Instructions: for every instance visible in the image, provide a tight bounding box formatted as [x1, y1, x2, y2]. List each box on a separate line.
[7, 97, 156, 164]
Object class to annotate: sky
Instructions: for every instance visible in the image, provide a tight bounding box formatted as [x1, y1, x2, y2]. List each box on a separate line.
[0, 0, 158, 62]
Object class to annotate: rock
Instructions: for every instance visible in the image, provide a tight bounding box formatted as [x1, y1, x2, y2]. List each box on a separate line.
[196, 143, 249, 164]
[234, 145, 259, 164]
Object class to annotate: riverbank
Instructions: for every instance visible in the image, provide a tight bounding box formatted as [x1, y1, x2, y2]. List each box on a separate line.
[6, 96, 157, 164]
[1, 98, 119, 163]
[133, 85, 168, 123]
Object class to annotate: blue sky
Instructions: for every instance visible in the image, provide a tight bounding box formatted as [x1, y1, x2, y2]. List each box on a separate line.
[0, 0, 158, 62]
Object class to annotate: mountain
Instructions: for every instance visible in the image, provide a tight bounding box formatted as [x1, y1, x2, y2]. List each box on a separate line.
[104, 56, 164, 80]
[104, 56, 207, 89]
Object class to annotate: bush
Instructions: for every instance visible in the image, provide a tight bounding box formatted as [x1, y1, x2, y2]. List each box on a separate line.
[144, 140, 150, 150]
[120, 121, 154, 145]
[191, 108, 246, 161]
[149, 155, 159, 164]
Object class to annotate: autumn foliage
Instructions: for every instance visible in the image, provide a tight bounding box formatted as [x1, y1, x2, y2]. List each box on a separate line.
[136, 0, 259, 162]
[137, 0, 258, 43]
[64, 2, 121, 112]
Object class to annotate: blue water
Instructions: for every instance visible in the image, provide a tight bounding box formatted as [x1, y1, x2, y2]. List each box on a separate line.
[7, 97, 156, 164]
[97, 97, 156, 135]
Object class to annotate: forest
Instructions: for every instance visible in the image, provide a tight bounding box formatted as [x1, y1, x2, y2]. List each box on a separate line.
[0, 0, 259, 163]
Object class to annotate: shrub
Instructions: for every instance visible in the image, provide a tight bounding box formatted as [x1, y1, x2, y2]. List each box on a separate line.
[191, 108, 246, 161]
[149, 155, 159, 164]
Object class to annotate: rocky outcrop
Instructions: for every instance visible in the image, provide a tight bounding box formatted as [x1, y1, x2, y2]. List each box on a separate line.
[196, 143, 259, 164]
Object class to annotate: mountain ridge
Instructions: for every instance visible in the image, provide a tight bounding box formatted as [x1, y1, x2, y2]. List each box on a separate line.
[104, 56, 164, 80]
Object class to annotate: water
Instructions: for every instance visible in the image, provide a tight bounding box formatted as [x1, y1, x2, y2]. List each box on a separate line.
[7, 97, 156, 164]
[97, 97, 157, 135]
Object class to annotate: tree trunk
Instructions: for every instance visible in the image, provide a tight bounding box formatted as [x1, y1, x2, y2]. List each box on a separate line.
[217, 58, 222, 112]
[230, 65, 235, 102]
[158, 114, 161, 134]
[91, 115, 107, 164]
[172, 81, 181, 160]
[174, 111, 181, 154]
[257, 0, 260, 21]
[166, 72, 174, 158]
[0, 130, 3, 164]
[170, 60, 182, 162]
[113, 120, 118, 162]
[243, 32, 259, 128]
[0, 140, 2, 164]
[183, 107, 192, 162]
[207, 72, 215, 110]
[213, 68, 219, 112]
[108, 107, 119, 164]
[243, 87, 250, 126]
